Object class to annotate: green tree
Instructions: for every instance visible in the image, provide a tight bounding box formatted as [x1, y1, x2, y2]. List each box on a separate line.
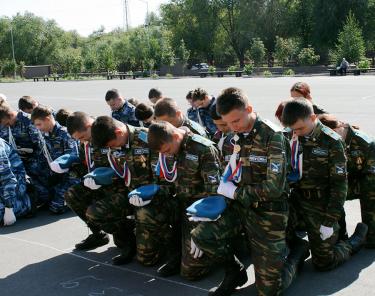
[248, 38, 266, 66]
[334, 12, 366, 64]
[274, 36, 300, 66]
[176, 39, 190, 75]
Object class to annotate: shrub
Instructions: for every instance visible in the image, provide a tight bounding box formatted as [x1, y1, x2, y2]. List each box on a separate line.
[263, 70, 272, 77]
[283, 69, 295, 76]
[208, 66, 216, 73]
[227, 65, 240, 72]
[298, 47, 320, 65]
[358, 59, 370, 69]
[243, 64, 254, 75]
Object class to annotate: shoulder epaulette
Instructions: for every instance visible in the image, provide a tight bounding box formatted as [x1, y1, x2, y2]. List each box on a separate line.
[321, 125, 341, 140]
[262, 119, 282, 132]
[189, 120, 206, 136]
[191, 134, 214, 147]
[353, 129, 373, 144]
[138, 130, 148, 143]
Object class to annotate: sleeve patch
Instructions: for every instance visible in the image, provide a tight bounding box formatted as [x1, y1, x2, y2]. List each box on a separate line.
[270, 162, 282, 173]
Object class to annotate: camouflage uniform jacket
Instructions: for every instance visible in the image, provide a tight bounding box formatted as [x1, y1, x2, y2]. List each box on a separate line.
[226, 115, 288, 208]
[173, 132, 221, 203]
[112, 101, 140, 127]
[108, 125, 154, 191]
[187, 107, 199, 123]
[295, 120, 348, 227]
[42, 123, 79, 164]
[70, 142, 111, 179]
[0, 111, 43, 159]
[344, 125, 375, 198]
[196, 97, 217, 136]
[0, 138, 27, 207]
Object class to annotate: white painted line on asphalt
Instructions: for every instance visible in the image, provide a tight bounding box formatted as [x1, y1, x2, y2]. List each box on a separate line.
[1, 235, 209, 292]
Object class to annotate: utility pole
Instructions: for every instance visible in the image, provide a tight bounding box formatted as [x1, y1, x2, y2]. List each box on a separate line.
[10, 25, 16, 79]
[123, 0, 130, 31]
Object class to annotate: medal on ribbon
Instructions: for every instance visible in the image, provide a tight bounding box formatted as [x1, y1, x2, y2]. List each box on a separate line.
[157, 153, 177, 182]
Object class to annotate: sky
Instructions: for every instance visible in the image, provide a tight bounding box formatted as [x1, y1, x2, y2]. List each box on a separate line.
[1, 0, 170, 36]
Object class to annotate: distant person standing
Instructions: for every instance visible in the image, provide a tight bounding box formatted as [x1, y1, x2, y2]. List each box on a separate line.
[339, 58, 349, 76]
[105, 89, 140, 127]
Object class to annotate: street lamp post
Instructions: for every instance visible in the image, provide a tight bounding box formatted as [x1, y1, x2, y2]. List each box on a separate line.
[138, 0, 151, 75]
[10, 25, 16, 79]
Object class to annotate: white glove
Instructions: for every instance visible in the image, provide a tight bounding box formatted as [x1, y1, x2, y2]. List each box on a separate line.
[188, 215, 221, 222]
[49, 161, 69, 173]
[319, 225, 334, 241]
[83, 177, 102, 190]
[3, 207, 16, 226]
[190, 238, 203, 259]
[129, 195, 151, 207]
[217, 180, 237, 199]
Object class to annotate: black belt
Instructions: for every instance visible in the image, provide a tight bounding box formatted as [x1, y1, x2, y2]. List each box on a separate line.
[296, 188, 326, 199]
[252, 200, 288, 212]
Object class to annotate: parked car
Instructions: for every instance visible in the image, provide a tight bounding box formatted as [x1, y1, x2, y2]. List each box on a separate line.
[191, 63, 209, 70]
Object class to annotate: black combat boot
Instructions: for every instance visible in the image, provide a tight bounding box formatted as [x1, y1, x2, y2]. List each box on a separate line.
[157, 252, 181, 277]
[338, 208, 349, 241]
[112, 225, 136, 265]
[75, 228, 109, 251]
[287, 239, 310, 273]
[348, 222, 368, 255]
[208, 257, 248, 296]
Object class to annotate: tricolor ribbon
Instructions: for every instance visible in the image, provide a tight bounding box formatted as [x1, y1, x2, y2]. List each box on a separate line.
[288, 132, 303, 182]
[156, 153, 177, 182]
[222, 134, 242, 183]
[84, 142, 95, 173]
[107, 148, 131, 186]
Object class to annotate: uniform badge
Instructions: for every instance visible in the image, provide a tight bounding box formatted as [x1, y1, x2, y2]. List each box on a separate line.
[208, 175, 219, 184]
[312, 148, 328, 156]
[270, 162, 281, 173]
[335, 165, 346, 175]
[249, 154, 267, 163]
[186, 153, 199, 162]
[369, 166, 375, 174]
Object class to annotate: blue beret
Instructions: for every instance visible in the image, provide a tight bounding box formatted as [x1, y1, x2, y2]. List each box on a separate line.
[128, 184, 160, 201]
[54, 154, 80, 169]
[84, 167, 115, 185]
[186, 195, 227, 220]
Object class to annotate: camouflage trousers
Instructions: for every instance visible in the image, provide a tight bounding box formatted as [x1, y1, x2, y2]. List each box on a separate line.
[343, 186, 375, 246]
[65, 181, 134, 245]
[135, 191, 179, 266]
[192, 200, 298, 296]
[0, 175, 31, 220]
[23, 157, 50, 203]
[49, 173, 80, 213]
[292, 191, 352, 271]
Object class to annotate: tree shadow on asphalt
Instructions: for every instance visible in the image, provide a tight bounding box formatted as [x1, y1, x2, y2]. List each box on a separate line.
[0, 208, 76, 235]
[236, 249, 375, 296]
